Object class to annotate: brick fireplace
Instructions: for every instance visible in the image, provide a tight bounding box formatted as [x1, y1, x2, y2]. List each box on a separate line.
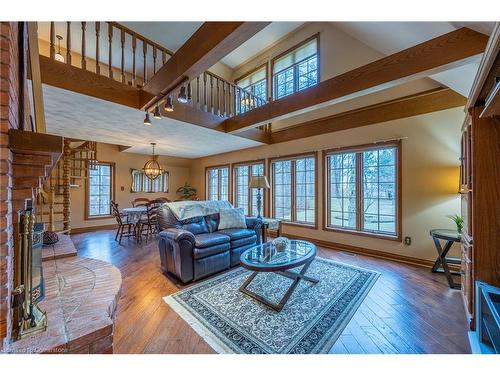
[1, 22, 122, 354]
[0, 21, 21, 352]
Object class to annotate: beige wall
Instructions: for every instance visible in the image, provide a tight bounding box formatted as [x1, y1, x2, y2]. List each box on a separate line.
[232, 22, 383, 86]
[70, 142, 191, 230]
[189, 107, 464, 262]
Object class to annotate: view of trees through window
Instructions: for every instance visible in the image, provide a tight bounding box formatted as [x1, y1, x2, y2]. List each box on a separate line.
[272, 155, 315, 225]
[88, 162, 113, 217]
[326, 144, 398, 236]
[234, 162, 265, 216]
[207, 166, 229, 201]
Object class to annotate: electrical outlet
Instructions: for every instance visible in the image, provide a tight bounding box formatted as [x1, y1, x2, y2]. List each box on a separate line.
[404, 236, 412, 246]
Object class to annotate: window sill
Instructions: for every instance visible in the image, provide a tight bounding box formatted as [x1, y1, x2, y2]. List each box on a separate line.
[323, 226, 401, 242]
[281, 221, 317, 230]
[85, 215, 114, 221]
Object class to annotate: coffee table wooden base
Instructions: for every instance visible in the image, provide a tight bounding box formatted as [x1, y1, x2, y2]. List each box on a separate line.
[239, 259, 319, 312]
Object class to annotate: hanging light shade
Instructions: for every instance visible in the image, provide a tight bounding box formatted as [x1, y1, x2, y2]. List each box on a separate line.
[55, 35, 65, 63]
[178, 86, 188, 103]
[164, 96, 174, 112]
[153, 105, 161, 119]
[143, 143, 163, 180]
[143, 112, 151, 126]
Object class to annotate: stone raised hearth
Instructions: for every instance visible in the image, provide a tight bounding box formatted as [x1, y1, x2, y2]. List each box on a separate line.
[7, 237, 122, 354]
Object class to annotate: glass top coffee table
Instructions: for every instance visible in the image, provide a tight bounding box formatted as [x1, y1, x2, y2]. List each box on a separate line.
[239, 239, 319, 312]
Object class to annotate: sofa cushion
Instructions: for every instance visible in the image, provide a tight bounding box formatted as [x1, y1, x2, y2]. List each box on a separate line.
[194, 232, 230, 249]
[217, 228, 255, 241]
[218, 208, 247, 230]
[193, 242, 230, 260]
[205, 213, 220, 233]
[230, 235, 257, 248]
[180, 216, 209, 235]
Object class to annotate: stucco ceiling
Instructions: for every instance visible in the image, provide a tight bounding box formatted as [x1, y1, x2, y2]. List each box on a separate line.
[42, 85, 260, 158]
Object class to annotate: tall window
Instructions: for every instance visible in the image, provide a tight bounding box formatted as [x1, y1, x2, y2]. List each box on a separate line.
[325, 142, 400, 239]
[233, 161, 265, 216]
[130, 169, 169, 193]
[235, 65, 267, 113]
[272, 35, 319, 100]
[271, 154, 316, 225]
[206, 165, 229, 201]
[87, 162, 114, 218]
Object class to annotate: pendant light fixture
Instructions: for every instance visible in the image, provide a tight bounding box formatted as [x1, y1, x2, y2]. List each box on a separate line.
[54, 35, 65, 63]
[153, 105, 161, 119]
[143, 112, 151, 126]
[164, 96, 174, 112]
[187, 83, 192, 102]
[178, 85, 188, 103]
[142, 143, 163, 180]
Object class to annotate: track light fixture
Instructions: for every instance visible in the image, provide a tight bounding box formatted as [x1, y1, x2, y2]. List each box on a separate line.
[178, 86, 188, 104]
[153, 105, 161, 119]
[164, 96, 174, 112]
[143, 112, 151, 126]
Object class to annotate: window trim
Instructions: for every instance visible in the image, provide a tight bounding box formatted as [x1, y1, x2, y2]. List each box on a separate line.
[271, 33, 320, 100]
[234, 62, 269, 95]
[205, 164, 231, 202]
[322, 141, 402, 242]
[268, 152, 319, 228]
[85, 161, 116, 220]
[231, 159, 267, 216]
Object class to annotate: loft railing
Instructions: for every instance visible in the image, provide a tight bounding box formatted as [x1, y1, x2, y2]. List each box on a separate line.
[40, 21, 173, 88]
[188, 71, 267, 118]
[38, 22, 267, 119]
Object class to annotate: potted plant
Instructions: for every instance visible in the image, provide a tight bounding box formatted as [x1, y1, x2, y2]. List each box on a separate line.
[447, 214, 464, 233]
[176, 182, 197, 200]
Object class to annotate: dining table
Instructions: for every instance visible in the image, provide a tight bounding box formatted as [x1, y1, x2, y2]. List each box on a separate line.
[122, 206, 147, 243]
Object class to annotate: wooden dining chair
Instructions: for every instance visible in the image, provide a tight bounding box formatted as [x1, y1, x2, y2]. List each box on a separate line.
[112, 201, 135, 244]
[138, 201, 162, 241]
[132, 197, 150, 208]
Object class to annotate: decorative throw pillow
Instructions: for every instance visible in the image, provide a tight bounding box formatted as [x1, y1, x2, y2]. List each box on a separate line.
[218, 208, 247, 230]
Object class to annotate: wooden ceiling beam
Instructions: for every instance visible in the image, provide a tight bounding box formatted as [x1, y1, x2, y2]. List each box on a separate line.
[141, 22, 270, 109]
[39, 56, 270, 144]
[39, 55, 145, 108]
[270, 88, 466, 144]
[222, 27, 488, 134]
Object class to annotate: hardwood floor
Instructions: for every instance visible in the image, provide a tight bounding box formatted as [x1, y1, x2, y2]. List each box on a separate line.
[70, 229, 471, 354]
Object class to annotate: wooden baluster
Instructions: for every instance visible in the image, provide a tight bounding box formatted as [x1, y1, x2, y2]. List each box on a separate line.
[95, 22, 100, 75]
[50, 21, 55, 59]
[108, 24, 113, 79]
[196, 76, 200, 109]
[228, 84, 232, 117]
[66, 22, 72, 65]
[153, 46, 157, 74]
[203, 72, 207, 112]
[131, 35, 136, 87]
[210, 75, 214, 114]
[120, 29, 125, 83]
[216, 78, 220, 116]
[81, 22, 86, 70]
[162, 50, 166, 65]
[143, 41, 147, 84]
[222, 82, 226, 117]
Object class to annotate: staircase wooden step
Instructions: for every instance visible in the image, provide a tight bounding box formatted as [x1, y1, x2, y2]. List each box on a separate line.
[12, 153, 53, 167]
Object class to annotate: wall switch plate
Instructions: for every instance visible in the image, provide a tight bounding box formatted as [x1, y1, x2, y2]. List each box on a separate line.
[404, 236, 412, 246]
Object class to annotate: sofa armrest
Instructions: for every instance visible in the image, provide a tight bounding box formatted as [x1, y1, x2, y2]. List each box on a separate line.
[245, 216, 263, 244]
[158, 228, 196, 283]
[160, 227, 195, 245]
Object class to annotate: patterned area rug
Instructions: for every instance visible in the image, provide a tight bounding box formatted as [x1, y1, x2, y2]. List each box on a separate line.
[164, 257, 379, 354]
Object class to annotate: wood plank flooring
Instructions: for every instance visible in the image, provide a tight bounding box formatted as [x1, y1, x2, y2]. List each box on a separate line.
[70, 230, 471, 354]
